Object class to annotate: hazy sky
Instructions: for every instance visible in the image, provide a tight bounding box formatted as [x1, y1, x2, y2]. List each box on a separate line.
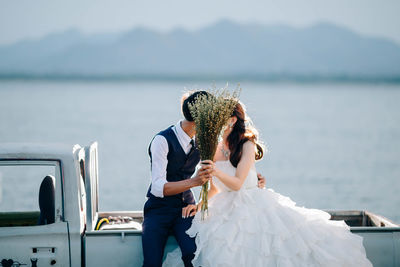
[1, 0, 400, 45]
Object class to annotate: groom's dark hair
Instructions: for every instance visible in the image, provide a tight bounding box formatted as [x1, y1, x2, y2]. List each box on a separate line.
[181, 90, 211, 122]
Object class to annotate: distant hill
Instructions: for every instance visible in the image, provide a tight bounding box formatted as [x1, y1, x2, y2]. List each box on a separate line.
[1, 20, 400, 81]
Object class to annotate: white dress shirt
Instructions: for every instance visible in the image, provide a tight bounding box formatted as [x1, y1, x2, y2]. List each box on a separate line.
[150, 121, 195, 198]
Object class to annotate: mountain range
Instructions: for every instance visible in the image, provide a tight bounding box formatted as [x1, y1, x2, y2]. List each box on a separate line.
[1, 20, 400, 81]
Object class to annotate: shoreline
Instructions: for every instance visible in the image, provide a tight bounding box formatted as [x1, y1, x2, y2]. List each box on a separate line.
[1, 73, 400, 84]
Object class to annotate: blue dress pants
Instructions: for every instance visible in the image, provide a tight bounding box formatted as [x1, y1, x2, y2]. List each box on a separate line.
[142, 207, 196, 267]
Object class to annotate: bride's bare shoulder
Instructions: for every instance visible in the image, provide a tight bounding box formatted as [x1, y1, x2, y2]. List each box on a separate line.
[242, 140, 256, 157]
[243, 140, 256, 149]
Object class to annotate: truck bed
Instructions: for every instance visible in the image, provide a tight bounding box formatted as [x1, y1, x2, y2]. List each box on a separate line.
[84, 210, 400, 267]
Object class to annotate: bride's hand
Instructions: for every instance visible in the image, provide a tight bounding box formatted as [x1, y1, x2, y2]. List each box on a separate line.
[182, 204, 198, 218]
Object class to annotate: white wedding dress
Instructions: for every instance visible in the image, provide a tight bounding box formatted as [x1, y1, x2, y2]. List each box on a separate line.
[163, 160, 372, 267]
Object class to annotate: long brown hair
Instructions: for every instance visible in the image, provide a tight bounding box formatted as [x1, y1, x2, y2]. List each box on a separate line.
[227, 102, 264, 167]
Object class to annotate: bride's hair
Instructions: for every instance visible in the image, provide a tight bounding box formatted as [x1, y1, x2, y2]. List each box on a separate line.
[227, 101, 264, 167]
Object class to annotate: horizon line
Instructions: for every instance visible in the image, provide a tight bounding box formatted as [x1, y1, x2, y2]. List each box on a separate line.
[1, 73, 399, 84]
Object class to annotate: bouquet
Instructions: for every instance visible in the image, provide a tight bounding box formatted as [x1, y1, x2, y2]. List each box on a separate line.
[188, 87, 240, 220]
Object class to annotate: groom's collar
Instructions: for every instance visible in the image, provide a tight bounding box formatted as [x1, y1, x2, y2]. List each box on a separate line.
[174, 121, 193, 148]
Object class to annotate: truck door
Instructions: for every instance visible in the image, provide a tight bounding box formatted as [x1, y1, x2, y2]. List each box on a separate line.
[84, 142, 99, 232]
[0, 160, 70, 267]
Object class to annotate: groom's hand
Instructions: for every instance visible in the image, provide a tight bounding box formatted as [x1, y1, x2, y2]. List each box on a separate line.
[257, 173, 266, 189]
[193, 164, 212, 186]
[182, 204, 198, 218]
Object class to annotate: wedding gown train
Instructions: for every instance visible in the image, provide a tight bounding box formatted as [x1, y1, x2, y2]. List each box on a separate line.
[163, 160, 372, 267]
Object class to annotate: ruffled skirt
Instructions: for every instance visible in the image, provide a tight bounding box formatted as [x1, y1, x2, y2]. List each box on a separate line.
[163, 188, 372, 267]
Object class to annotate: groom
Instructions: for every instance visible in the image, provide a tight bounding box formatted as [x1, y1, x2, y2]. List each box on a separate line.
[142, 91, 213, 267]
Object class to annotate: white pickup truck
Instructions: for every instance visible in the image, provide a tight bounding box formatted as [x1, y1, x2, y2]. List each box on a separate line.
[0, 142, 399, 267]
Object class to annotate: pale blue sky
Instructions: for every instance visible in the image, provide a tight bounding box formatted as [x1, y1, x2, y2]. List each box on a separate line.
[1, 0, 400, 45]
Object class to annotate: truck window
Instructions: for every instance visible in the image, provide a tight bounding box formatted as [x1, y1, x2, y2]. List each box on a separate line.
[79, 159, 87, 220]
[80, 159, 86, 185]
[0, 163, 57, 227]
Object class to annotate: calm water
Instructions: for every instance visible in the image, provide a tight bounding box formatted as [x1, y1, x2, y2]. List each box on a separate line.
[0, 80, 399, 223]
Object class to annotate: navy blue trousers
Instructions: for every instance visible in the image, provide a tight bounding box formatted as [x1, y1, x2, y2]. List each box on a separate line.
[142, 206, 196, 267]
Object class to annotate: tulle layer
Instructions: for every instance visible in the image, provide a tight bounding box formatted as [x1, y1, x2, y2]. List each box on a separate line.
[163, 188, 372, 267]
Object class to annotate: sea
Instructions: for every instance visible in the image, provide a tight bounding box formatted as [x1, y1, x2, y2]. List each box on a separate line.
[0, 80, 399, 223]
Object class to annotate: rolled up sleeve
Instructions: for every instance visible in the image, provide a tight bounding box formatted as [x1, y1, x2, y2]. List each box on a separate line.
[149, 135, 169, 198]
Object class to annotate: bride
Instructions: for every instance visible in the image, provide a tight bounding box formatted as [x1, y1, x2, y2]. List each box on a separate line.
[163, 101, 372, 267]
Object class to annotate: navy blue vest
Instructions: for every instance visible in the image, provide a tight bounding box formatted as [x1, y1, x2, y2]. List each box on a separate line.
[145, 126, 200, 210]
